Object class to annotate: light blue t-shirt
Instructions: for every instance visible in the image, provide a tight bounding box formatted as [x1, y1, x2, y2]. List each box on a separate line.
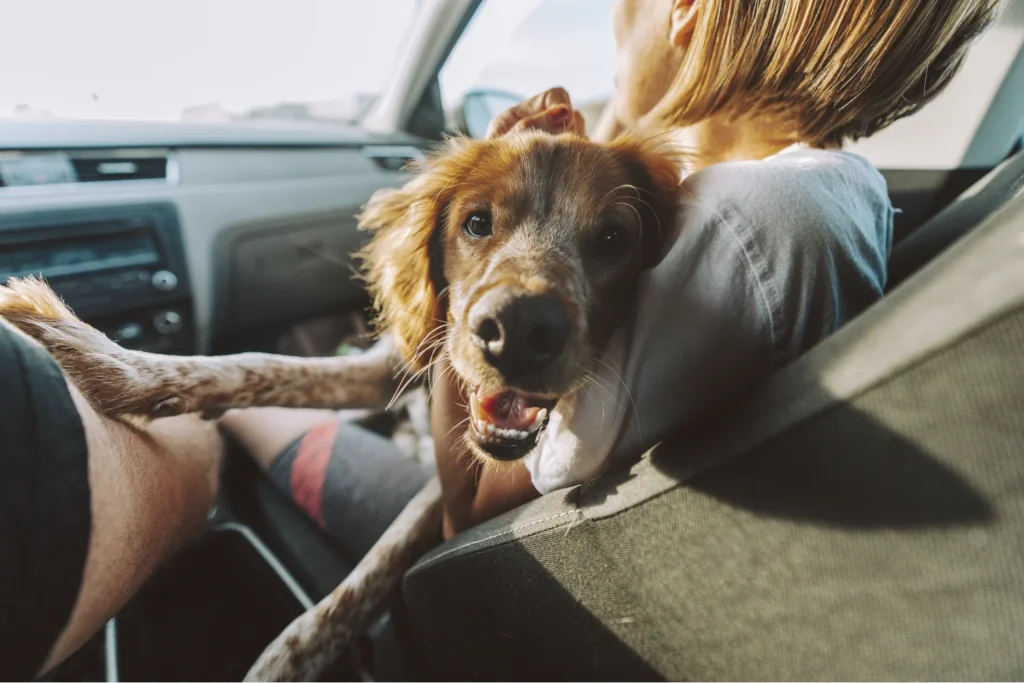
[524, 145, 894, 493]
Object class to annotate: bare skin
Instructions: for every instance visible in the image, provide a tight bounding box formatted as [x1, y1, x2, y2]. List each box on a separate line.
[220, 408, 342, 470]
[39, 373, 221, 675]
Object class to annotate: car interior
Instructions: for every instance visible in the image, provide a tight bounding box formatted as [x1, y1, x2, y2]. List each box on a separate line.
[3, 0, 1023, 680]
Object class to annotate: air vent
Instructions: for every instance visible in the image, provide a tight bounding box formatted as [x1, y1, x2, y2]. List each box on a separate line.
[71, 153, 167, 182]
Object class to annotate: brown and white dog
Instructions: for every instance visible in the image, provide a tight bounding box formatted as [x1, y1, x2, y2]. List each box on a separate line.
[0, 129, 680, 680]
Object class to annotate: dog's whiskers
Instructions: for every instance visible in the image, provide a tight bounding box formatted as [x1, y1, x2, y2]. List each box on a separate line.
[445, 415, 472, 439]
[388, 348, 444, 410]
[593, 356, 642, 439]
[407, 327, 448, 367]
[611, 200, 645, 233]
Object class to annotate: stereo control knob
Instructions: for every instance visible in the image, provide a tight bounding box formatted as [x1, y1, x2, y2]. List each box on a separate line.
[153, 311, 183, 335]
[151, 270, 179, 292]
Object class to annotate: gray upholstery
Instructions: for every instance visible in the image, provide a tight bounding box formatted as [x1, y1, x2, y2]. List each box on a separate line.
[397, 185, 1024, 679]
[887, 150, 1024, 290]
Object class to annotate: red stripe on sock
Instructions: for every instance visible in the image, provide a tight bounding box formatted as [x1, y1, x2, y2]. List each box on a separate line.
[289, 420, 339, 528]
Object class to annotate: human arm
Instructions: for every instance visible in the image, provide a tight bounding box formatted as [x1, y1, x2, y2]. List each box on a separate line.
[0, 321, 222, 678]
[40, 387, 222, 674]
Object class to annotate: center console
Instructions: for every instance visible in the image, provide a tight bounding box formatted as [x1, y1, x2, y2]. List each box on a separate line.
[0, 202, 195, 353]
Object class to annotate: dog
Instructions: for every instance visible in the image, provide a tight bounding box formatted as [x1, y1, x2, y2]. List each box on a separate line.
[0, 129, 680, 680]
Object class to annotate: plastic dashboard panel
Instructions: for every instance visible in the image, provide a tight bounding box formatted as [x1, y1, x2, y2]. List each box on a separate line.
[214, 207, 372, 333]
[0, 123, 420, 352]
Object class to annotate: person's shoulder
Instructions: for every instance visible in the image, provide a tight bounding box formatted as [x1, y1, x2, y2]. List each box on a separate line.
[675, 147, 893, 282]
[670, 147, 894, 356]
[681, 147, 890, 242]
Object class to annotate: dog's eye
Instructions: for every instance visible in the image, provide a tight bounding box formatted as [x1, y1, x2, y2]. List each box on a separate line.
[594, 223, 627, 256]
[463, 211, 492, 238]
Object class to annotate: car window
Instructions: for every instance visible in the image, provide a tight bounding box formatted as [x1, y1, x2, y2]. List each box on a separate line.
[440, 0, 616, 137]
[0, 0, 417, 124]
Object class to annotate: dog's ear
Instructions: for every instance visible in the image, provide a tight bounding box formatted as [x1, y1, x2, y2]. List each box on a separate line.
[607, 134, 684, 268]
[357, 138, 480, 369]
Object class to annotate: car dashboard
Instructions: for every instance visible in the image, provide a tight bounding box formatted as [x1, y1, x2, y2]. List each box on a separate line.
[0, 119, 425, 354]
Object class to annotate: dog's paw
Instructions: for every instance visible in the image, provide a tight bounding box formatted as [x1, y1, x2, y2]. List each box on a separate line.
[0, 277, 164, 421]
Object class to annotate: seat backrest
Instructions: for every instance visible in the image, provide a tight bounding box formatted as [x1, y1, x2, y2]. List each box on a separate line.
[887, 149, 1024, 290]
[396, 188, 1024, 681]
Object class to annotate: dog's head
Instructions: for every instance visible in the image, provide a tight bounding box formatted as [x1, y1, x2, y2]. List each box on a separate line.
[359, 131, 680, 461]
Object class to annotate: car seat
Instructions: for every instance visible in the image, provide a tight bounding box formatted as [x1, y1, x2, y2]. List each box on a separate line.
[387, 150, 1024, 680]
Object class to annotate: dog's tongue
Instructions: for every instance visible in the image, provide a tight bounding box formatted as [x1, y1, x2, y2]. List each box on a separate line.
[470, 389, 547, 431]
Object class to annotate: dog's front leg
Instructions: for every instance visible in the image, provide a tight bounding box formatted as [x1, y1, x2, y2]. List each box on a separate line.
[0, 277, 407, 422]
[128, 344, 404, 421]
[245, 476, 444, 682]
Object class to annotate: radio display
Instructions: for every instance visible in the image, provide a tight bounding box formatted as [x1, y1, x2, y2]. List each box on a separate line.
[0, 229, 161, 280]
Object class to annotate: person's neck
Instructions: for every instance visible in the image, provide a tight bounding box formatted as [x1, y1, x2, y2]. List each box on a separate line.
[668, 114, 803, 172]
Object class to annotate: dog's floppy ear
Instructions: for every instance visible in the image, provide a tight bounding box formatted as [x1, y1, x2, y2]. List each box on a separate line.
[607, 134, 684, 268]
[357, 137, 480, 369]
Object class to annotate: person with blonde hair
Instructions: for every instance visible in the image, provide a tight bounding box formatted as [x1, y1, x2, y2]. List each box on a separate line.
[430, 0, 1001, 534]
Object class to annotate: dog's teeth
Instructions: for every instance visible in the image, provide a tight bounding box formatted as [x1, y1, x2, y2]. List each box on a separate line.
[469, 392, 484, 421]
[486, 424, 495, 435]
[525, 409, 548, 433]
[516, 430, 528, 439]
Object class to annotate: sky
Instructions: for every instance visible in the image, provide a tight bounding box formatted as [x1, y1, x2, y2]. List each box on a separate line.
[0, 0, 616, 122]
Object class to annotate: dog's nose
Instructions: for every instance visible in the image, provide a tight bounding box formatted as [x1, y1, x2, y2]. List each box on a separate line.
[471, 293, 570, 378]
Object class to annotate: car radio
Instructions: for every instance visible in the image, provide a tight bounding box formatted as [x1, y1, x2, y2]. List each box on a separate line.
[0, 203, 194, 353]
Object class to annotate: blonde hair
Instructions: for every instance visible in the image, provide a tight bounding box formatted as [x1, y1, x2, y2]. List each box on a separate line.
[655, 0, 1001, 147]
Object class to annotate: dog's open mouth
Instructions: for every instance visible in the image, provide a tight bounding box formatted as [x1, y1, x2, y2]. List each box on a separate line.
[468, 387, 556, 460]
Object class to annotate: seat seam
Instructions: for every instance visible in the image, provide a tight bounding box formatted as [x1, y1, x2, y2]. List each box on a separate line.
[414, 509, 579, 570]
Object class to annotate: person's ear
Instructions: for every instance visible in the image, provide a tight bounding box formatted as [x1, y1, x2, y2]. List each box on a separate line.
[669, 0, 699, 48]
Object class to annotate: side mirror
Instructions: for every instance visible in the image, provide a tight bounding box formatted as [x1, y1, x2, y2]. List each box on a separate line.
[454, 89, 524, 138]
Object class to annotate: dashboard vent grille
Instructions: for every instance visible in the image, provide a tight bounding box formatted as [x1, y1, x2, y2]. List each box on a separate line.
[71, 154, 168, 182]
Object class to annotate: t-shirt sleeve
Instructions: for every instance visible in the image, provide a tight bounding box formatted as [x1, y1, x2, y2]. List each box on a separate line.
[0, 321, 92, 679]
[524, 208, 778, 493]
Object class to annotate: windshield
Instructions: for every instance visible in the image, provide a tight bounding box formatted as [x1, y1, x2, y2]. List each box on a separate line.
[0, 0, 418, 124]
